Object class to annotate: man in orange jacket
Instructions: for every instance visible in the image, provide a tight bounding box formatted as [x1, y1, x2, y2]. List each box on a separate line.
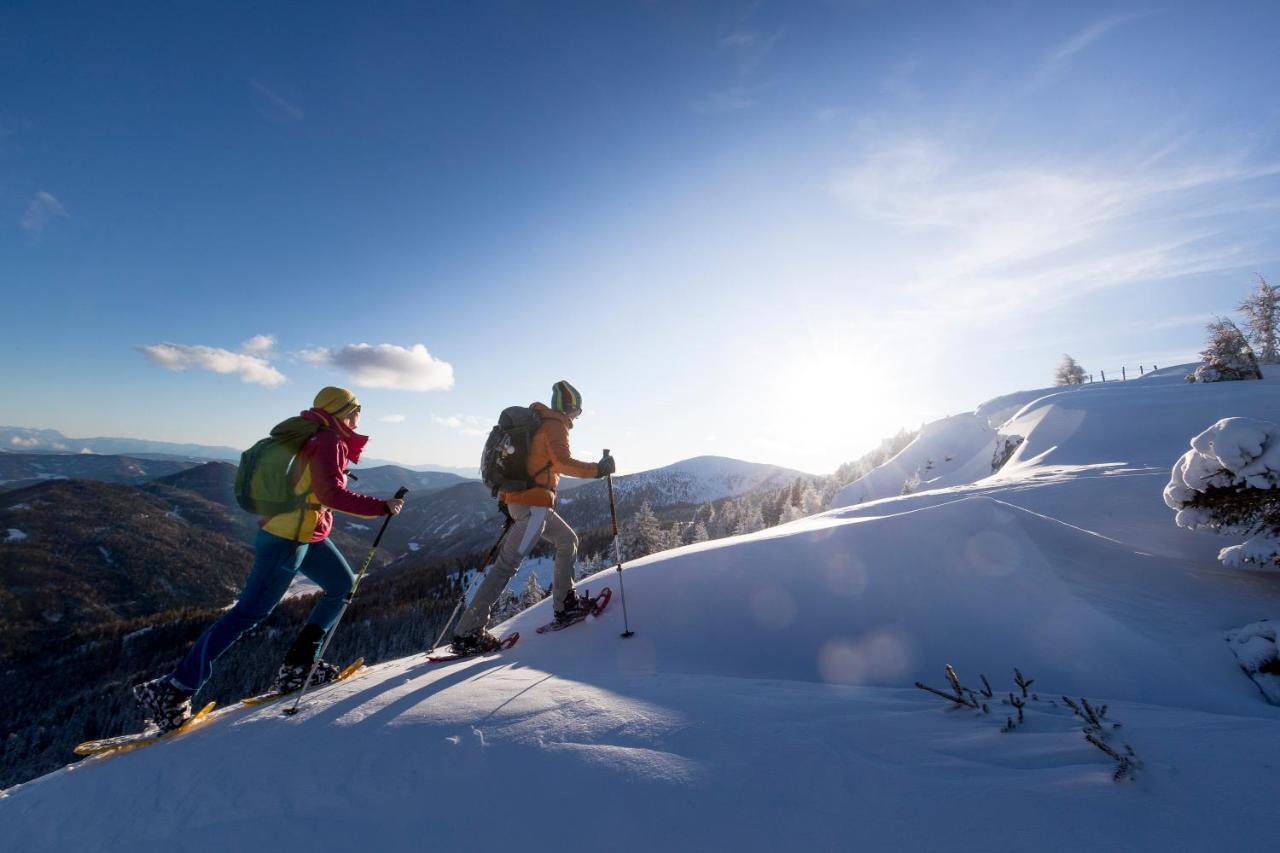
[452, 380, 614, 653]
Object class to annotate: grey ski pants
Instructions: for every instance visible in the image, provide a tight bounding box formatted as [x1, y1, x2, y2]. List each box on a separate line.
[454, 503, 579, 636]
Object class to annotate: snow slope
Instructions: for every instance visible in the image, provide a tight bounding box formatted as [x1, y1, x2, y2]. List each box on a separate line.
[5, 368, 1280, 852]
[833, 412, 997, 504]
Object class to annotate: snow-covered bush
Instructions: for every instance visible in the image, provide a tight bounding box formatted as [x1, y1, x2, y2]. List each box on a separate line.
[1164, 417, 1280, 570]
[1187, 318, 1263, 383]
[1053, 354, 1087, 386]
[991, 435, 1024, 473]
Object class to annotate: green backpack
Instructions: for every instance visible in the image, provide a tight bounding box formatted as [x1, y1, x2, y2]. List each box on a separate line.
[233, 416, 323, 515]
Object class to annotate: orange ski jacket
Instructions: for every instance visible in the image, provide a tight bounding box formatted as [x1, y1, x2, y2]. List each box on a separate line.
[499, 402, 599, 507]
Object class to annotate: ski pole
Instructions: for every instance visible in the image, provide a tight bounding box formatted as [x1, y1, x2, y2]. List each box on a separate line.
[283, 486, 409, 716]
[604, 450, 635, 638]
[428, 515, 513, 653]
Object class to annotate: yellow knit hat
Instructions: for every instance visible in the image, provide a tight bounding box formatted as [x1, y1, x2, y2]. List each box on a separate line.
[313, 386, 360, 416]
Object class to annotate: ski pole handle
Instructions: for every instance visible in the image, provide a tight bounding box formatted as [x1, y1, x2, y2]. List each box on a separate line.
[371, 486, 410, 549]
[605, 452, 619, 538]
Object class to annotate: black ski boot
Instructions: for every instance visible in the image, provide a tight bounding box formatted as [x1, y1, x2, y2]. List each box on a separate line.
[132, 676, 194, 732]
[273, 623, 340, 693]
[554, 589, 591, 626]
[272, 660, 341, 693]
[450, 628, 502, 656]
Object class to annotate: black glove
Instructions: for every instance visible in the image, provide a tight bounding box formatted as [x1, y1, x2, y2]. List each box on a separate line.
[596, 454, 616, 478]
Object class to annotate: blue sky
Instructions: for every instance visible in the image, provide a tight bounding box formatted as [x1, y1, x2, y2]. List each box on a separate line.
[3, 1, 1279, 474]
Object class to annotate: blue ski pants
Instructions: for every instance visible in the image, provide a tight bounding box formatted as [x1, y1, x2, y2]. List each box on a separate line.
[170, 529, 356, 693]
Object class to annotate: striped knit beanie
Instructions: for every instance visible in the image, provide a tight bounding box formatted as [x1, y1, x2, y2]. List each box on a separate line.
[313, 386, 361, 417]
[550, 380, 582, 414]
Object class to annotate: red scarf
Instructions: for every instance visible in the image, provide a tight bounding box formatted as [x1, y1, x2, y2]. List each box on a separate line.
[301, 407, 370, 463]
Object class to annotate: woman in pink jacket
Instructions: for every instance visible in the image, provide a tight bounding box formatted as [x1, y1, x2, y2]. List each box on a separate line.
[133, 387, 404, 730]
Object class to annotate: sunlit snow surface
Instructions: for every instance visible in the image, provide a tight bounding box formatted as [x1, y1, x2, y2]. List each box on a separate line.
[5, 365, 1280, 852]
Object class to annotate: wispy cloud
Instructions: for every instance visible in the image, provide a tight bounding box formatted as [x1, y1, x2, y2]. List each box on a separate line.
[1121, 313, 1217, 335]
[137, 335, 287, 387]
[695, 10, 782, 115]
[832, 135, 1280, 327]
[249, 79, 304, 122]
[300, 343, 454, 392]
[1029, 14, 1146, 90]
[380, 414, 406, 423]
[22, 191, 68, 235]
[717, 28, 782, 74]
[432, 414, 489, 437]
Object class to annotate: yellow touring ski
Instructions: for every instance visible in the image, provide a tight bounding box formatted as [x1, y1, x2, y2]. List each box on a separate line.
[74, 701, 218, 757]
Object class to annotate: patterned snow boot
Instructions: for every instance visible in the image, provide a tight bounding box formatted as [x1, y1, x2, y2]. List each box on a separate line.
[272, 660, 341, 694]
[450, 628, 502, 656]
[132, 676, 194, 733]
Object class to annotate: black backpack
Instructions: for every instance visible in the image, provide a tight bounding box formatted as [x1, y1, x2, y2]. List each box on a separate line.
[479, 406, 548, 497]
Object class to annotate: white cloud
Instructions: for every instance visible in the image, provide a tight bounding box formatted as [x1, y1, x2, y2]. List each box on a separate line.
[380, 414, 406, 423]
[241, 334, 276, 356]
[432, 415, 490, 437]
[22, 191, 68, 235]
[8, 436, 39, 448]
[300, 343, 454, 392]
[137, 338, 287, 387]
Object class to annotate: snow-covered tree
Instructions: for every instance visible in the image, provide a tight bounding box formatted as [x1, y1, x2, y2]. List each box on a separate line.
[799, 481, 824, 515]
[574, 551, 606, 581]
[1189, 317, 1262, 383]
[733, 505, 765, 535]
[1165, 417, 1280, 570]
[1054, 354, 1087, 386]
[622, 501, 664, 560]
[713, 503, 738, 538]
[686, 521, 709, 543]
[1239, 275, 1280, 364]
[518, 570, 546, 608]
[488, 589, 521, 626]
[778, 500, 805, 524]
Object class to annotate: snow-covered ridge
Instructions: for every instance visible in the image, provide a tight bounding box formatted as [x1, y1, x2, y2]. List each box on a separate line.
[610, 454, 811, 504]
[7, 366, 1280, 851]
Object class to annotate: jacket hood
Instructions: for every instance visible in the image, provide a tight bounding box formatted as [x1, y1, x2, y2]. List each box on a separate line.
[531, 401, 573, 430]
[302, 407, 371, 462]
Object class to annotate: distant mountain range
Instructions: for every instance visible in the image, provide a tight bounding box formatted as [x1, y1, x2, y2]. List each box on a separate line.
[557, 455, 812, 528]
[0, 426, 479, 478]
[1, 447, 817, 576]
